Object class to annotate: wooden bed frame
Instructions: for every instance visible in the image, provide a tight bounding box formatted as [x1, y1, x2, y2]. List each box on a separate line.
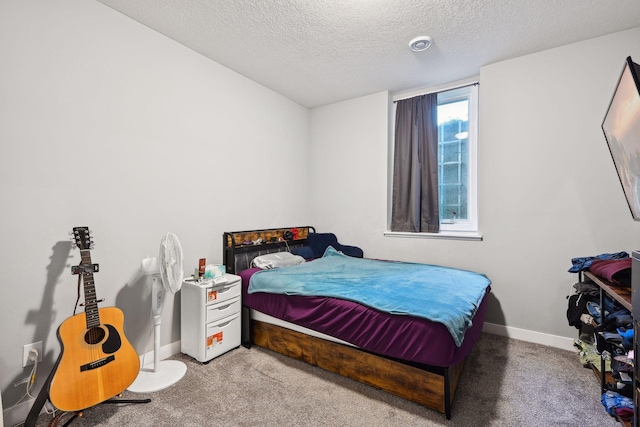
[248, 316, 464, 418]
[223, 227, 467, 419]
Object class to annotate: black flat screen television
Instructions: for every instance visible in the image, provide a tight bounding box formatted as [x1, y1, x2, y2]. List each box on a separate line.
[602, 56, 640, 220]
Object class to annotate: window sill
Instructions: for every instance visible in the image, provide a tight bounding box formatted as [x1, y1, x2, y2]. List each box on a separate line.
[384, 230, 483, 242]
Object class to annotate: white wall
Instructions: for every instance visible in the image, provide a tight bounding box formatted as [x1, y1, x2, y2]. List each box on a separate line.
[477, 26, 640, 337]
[2, 0, 639, 424]
[0, 0, 308, 423]
[308, 91, 390, 244]
[309, 27, 640, 344]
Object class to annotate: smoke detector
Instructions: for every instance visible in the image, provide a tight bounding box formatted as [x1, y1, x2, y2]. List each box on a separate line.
[409, 36, 433, 52]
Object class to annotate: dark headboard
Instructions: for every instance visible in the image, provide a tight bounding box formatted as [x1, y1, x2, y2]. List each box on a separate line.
[223, 226, 315, 274]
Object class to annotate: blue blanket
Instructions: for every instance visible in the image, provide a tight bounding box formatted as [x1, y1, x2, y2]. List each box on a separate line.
[249, 247, 491, 346]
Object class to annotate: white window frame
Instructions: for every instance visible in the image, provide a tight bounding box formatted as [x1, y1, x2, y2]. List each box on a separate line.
[386, 77, 482, 241]
[438, 84, 479, 233]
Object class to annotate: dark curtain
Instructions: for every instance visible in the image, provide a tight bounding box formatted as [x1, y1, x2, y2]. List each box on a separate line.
[391, 93, 439, 233]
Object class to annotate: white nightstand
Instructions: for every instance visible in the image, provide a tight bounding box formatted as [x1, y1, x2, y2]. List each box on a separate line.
[180, 274, 241, 363]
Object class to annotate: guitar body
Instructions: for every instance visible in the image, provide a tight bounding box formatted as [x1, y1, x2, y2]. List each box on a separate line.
[49, 306, 140, 412]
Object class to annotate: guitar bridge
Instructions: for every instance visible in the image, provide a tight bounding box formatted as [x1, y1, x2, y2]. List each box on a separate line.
[80, 355, 115, 372]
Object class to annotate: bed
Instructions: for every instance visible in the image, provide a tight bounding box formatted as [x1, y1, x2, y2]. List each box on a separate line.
[222, 227, 491, 419]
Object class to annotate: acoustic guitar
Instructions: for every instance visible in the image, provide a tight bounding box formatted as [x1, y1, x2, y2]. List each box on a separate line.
[49, 227, 140, 412]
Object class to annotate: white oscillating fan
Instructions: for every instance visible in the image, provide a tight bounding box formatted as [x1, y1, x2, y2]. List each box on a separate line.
[128, 232, 187, 393]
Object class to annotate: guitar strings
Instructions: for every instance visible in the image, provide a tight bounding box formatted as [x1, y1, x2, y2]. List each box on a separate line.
[77, 273, 102, 364]
[73, 274, 82, 316]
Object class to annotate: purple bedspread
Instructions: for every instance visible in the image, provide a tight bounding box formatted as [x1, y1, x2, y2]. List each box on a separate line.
[240, 268, 490, 367]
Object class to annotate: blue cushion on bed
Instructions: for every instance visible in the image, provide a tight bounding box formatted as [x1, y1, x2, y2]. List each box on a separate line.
[291, 246, 314, 260]
[306, 233, 363, 259]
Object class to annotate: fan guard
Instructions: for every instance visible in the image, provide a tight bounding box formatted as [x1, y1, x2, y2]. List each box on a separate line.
[160, 232, 183, 294]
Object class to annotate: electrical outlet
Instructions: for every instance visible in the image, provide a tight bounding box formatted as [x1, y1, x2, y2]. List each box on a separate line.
[22, 341, 42, 367]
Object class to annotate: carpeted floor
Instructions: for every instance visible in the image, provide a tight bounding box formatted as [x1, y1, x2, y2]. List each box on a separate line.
[30, 333, 620, 426]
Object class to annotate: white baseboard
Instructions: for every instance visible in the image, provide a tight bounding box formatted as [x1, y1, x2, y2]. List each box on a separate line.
[137, 340, 182, 368]
[482, 322, 576, 352]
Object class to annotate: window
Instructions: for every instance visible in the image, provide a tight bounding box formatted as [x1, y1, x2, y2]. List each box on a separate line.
[388, 82, 479, 239]
[437, 85, 478, 233]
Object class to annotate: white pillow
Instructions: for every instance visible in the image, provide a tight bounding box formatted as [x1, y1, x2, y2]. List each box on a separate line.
[251, 252, 305, 270]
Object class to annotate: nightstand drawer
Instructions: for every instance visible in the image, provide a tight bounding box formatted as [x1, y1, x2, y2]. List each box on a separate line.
[206, 295, 241, 324]
[205, 312, 241, 360]
[205, 279, 240, 305]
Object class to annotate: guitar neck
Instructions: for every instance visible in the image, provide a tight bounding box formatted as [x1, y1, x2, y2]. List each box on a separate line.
[80, 249, 101, 328]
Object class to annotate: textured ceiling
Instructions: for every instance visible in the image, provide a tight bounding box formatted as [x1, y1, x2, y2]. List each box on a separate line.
[97, 0, 640, 108]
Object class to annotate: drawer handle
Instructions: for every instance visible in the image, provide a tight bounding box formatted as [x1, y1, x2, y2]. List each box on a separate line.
[217, 320, 231, 327]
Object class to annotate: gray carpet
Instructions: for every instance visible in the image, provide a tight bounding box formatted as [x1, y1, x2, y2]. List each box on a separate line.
[31, 333, 620, 426]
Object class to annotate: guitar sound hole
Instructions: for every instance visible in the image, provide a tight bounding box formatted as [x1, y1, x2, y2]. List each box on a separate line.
[85, 327, 105, 345]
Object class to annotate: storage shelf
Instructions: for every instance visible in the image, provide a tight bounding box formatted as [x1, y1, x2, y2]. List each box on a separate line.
[584, 271, 631, 312]
[587, 363, 631, 426]
[582, 271, 633, 427]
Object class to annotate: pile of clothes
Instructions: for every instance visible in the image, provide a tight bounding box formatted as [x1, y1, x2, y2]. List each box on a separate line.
[568, 251, 632, 286]
[567, 280, 632, 381]
[567, 251, 633, 353]
[602, 390, 634, 422]
[568, 251, 635, 420]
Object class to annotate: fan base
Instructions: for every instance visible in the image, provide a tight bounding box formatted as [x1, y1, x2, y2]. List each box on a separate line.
[127, 360, 187, 393]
